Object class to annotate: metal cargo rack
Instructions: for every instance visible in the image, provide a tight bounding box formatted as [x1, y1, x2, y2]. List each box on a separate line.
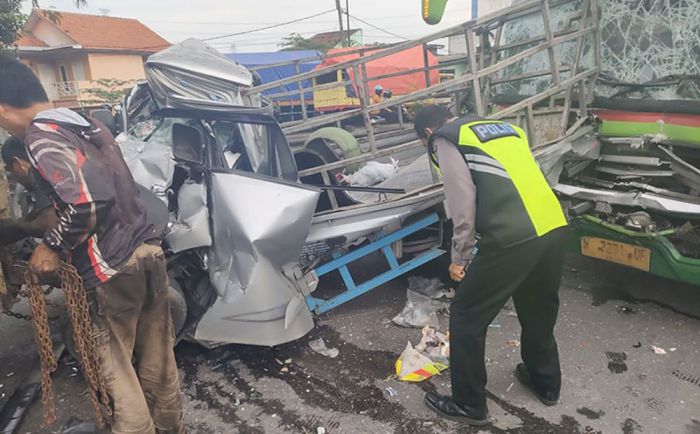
[245, 0, 602, 312]
[306, 213, 444, 314]
[245, 0, 601, 212]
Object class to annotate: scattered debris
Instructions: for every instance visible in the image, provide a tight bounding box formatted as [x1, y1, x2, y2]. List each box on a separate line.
[395, 342, 448, 382]
[507, 339, 521, 348]
[406, 276, 446, 298]
[309, 338, 340, 358]
[280, 367, 289, 373]
[633, 342, 642, 348]
[651, 345, 667, 355]
[616, 305, 638, 314]
[577, 407, 606, 420]
[385, 387, 398, 397]
[284, 358, 292, 364]
[248, 390, 262, 400]
[395, 326, 449, 382]
[414, 326, 450, 365]
[392, 277, 452, 328]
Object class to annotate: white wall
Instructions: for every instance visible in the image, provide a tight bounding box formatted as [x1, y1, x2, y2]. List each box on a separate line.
[32, 20, 75, 47]
[448, 0, 514, 55]
[479, 0, 515, 17]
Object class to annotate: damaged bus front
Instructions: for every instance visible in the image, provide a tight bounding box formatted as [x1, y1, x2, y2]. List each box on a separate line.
[537, 1, 700, 284]
[538, 118, 700, 285]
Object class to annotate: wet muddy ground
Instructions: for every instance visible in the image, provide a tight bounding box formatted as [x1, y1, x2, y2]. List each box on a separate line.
[1, 253, 699, 433]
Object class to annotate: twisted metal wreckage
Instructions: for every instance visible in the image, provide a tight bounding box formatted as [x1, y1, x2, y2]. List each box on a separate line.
[111, 0, 699, 347]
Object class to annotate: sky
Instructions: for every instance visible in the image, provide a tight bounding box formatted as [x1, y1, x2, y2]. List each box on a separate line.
[27, 0, 475, 52]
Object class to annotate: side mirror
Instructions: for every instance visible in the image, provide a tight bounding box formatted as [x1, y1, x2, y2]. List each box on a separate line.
[172, 123, 205, 165]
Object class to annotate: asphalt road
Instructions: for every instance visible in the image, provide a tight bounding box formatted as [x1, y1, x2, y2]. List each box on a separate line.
[1, 253, 699, 433]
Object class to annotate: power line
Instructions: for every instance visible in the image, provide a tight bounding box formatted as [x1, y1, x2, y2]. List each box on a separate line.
[136, 10, 414, 52]
[142, 14, 419, 26]
[162, 28, 333, 38]
[348, 13, 409, 40]
[201, 9, 336, 42]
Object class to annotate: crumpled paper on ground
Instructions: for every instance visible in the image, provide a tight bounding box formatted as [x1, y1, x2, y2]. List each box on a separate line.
[309, 338, 339, 358]
[395, 326, 450, 382]
[392, 277, 453, 328]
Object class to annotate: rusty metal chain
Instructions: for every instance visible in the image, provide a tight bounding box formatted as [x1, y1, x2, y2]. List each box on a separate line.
[23, 271, 57, 426]
[57, 263, 111, 428]
[24, 263, 112, 428]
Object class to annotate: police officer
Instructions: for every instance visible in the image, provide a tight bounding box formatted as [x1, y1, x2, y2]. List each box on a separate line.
[414, 105, 568, 426]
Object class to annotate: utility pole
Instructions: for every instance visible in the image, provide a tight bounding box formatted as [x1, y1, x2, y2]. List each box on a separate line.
[345, 0, 351, 47]
[335, 0, 345, 36]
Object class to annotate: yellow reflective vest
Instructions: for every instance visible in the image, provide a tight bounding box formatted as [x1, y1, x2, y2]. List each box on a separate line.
[429, 115, 567, 249]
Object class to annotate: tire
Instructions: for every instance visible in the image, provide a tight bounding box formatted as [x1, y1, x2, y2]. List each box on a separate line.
[168, 279, 187, 344]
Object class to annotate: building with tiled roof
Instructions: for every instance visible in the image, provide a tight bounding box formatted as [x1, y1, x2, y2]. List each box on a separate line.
[308, 29, 363, 49]
[16, 9, 170, 108]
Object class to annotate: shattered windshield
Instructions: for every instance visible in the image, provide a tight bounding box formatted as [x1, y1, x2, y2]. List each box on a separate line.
[496, 0, 700, 101]
[597, 0, 700, 100]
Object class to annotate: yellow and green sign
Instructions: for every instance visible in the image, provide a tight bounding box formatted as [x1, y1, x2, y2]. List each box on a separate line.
[422, 0, 448, 25]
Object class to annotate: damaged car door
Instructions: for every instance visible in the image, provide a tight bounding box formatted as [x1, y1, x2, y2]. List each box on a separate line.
[171, 113, 321, 347]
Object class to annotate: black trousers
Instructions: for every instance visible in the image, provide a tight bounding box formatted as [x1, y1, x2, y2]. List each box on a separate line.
[449, 227, 567, 409]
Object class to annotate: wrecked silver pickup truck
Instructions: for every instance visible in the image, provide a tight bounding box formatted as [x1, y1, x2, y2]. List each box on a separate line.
[118, 40, 444, 348]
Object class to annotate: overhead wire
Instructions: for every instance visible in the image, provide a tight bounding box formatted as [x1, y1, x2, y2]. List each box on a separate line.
[142, 14, 419, 26]
[346, 13, 409, 40]
[201, 9, 336, 42]
[135, 8, 413, 52]
[133, 9, 336, 51]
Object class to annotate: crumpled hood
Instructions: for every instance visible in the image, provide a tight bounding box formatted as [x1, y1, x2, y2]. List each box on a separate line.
[145, 39, 254, 110]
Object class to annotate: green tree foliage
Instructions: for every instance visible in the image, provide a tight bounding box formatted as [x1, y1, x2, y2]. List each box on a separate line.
[279, 33, 334, 52]
[0, 1, 25, 50]
[0, 0, 87, 50]
[81, 78, 133, 106]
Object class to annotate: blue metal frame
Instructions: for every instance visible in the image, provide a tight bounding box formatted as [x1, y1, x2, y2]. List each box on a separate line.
[306, 213, 446, 314]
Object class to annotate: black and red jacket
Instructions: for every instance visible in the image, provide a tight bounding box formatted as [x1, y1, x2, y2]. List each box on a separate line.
[23, 108, 156, 289]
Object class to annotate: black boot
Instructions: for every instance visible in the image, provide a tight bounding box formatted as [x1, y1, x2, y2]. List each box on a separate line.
[515, 363, 559, 406]
[423, 392, 489, 426]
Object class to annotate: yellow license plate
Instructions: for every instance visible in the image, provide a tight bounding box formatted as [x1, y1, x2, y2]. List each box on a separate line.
[580, 237, 651, 272]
